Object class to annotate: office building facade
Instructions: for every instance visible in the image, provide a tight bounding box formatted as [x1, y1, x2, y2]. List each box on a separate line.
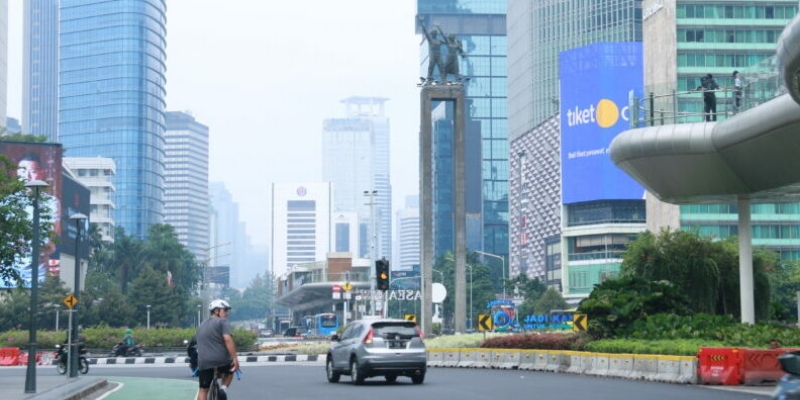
[58, 0, 168, 239]
[270, 182, 333, 278]
[209, 182, 247, 289]
[417, 0, 509, 265]
[322, 97, 392, 261]
[22, 0, 59, 140]
[0, 0, 7, 128]
[643, 0, 800, 261]
[507, 1, 645, 297]
[63, 157, 116, 242]
[164, 111, 210, 261]
[395, 195, 421, 272]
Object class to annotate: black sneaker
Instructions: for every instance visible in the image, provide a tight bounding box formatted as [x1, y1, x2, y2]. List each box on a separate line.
[218, 388, 227, 400]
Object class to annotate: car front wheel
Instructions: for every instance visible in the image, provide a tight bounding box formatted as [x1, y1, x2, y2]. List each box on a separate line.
[326, 358, 340, 383]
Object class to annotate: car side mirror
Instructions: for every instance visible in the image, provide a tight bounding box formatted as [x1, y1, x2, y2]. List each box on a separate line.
[331, 334, 340, 342]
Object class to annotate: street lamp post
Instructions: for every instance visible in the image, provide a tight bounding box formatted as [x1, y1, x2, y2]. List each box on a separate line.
[197, 304, 202, 328]
[467, 264, 473, 330]
[24, 179, 48, 394]
[146, 305, 151, 330]
[69, 213, 87, 378]
[364, 190, 378, 315]
[475, 250, 506, 299]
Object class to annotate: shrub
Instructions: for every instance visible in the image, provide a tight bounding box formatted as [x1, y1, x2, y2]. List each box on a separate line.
[480, 332, 589, 351]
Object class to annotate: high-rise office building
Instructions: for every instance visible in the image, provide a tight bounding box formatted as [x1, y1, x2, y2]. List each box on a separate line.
[22, 0, 59, 140]
[6, 116, 20, 134]
[0, 0, 7, 127]
[322, 97, 392, 261]
[209, 182, 246, 289]
[643, 1, 800, 261]
[395, 195, 420, 272]
[164, 111, 210, 261]
[58, 0, 168, 239]
[417, 0, 509, 265]
[507, 0, 644, 297]
[270, 182, 332, 278]
[63, 157, 116, 242]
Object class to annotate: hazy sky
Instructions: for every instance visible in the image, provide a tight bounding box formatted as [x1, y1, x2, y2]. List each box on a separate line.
[7, 0, 422, 247]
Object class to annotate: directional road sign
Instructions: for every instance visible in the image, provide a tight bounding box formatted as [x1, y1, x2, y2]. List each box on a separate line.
[63, 294, 78, 309]
[573, 313, 588, 332]
[477, 313, 493, 332]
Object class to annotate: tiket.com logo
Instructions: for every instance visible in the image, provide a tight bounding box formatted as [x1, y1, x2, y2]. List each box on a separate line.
[566, 99, 629, 128]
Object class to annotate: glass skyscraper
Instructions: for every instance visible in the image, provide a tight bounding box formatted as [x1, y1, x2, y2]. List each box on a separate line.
[58, 0, 168, 239]
[22, 0, 59, 140]
[322, 97, 392, 262]
[507, 0, 644, 296]
[417, 0, 509, 264]
[165, 111, 210, 261]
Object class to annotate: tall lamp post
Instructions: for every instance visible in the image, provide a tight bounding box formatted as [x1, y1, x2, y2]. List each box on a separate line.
[24, 179, 48, 393]
[69, 213, 87, 378]
[475, 250, 506, 299]
[363, 190, 378, 315]
[146, 305, 151, 330]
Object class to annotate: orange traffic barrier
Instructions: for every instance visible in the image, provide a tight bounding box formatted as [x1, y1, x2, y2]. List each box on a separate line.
[741, 348, 789, 385]
[697, 347, 742, 385]
[0, 348, 20, 366]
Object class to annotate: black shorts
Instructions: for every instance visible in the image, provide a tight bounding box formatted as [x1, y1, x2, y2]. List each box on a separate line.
[198, 363, 233, 389]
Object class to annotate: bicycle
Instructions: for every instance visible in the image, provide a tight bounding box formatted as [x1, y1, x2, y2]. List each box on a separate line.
[207, 368, 241, 400]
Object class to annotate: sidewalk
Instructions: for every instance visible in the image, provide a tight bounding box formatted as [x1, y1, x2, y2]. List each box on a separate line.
[0, 375, 198, 400]
[0, 375, 108, 400]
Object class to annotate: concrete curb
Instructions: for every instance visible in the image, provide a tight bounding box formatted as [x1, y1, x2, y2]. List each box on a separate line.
[87, 354, 320, 365]
[31, 378, 108, 400]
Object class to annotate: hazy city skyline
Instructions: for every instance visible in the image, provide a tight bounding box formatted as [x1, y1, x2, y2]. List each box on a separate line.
[6, 0, 422, 246]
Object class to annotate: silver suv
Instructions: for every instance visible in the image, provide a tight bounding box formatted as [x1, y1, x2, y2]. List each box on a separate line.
[326, 318, 427, 385]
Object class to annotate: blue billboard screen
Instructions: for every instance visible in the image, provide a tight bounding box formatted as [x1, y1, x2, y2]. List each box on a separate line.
[560, 42, 644, 204]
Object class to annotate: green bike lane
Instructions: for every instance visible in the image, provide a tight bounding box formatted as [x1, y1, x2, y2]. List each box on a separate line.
[98, 376, 197, 400]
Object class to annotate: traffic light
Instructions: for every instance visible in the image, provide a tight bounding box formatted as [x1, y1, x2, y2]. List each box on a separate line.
[376, 258, 390, 291]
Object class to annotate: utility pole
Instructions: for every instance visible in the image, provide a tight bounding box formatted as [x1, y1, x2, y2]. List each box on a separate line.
[364, 190, 378, 315]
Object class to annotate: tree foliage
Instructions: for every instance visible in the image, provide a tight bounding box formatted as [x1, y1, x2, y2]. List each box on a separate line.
[620, 229, 773, 321]
[577, 275, 693, 339]
[0, 155, 32, 286]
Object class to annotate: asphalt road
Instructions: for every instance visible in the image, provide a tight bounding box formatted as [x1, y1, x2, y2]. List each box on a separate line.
[0, 362, 773, 400]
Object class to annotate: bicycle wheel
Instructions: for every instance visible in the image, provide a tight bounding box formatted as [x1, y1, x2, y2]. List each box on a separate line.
[207, 379, 219, 400]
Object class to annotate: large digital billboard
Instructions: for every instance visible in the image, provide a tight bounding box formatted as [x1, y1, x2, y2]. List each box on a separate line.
[560, 42, 644, 204]
[0, 142, 63, 288]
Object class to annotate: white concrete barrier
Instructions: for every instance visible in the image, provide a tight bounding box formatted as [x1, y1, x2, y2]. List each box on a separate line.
[441, 350, 460, 368]
[585, 354, 610, 376]
[607, 354, 634, 379]
[630, 355, 659, 380]
[549, 351, 570, 373]
[427, 349, 445, 367]
[655, 355, 682, 383]
[457, 349, 479, 368]
[678, 356, 698, 384]
[517, 350, 538, 371]
[490, 349, 521, 369]
[472, 350, 492, 368]
[566, 351, 589, 374]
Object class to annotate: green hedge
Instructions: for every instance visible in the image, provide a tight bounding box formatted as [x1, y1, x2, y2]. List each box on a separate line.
[0, 326, 258, 352]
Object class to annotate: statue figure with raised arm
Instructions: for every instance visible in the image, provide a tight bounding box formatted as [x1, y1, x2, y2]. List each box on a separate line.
[442, 32, 467, 83]
[418, 15, 445, 83]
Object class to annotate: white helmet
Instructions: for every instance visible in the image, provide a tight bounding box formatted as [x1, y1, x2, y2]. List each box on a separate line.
[208, 299, 231, 311]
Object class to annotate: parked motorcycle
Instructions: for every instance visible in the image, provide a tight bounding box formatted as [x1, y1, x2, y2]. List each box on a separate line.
[184, 337, 198, 376]
[109, 342, 144, 357]
[55, 344, 89, 375]
[774, 351, 800, 399]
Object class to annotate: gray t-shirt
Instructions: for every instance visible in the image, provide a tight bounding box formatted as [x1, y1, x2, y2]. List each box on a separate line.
[197, 316, 233, 370]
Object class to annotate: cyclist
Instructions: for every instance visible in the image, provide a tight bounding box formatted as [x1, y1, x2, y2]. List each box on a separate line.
[196, 299, 239, 400]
